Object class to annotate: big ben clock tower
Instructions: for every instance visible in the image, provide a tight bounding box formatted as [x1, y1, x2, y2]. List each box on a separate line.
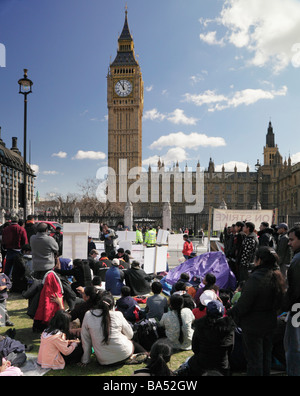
[107, 8, 144, 201]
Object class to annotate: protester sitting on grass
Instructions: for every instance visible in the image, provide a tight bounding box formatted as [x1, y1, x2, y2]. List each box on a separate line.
[0, 351, 23, 376]
[159, 294, 195, 351]
[170, 273, 192, 295]
[55, 259, 92, 297]
[145, 281, 168, 321]
[192, 289, 220, 320]
[132, 339, 174, 376]
[51, 286, 105, 328]
[124, 261, 154, 296]
[179, 300, 235, 376]
[194, 272, 219, 307]
[80, 291, 147, 367]
[37, 310, 82, 370]
[92, 276, 105, 291]
[116, 286, 141, 323]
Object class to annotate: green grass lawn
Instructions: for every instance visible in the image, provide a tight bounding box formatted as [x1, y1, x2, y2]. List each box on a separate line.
[0, 292, 193, 377]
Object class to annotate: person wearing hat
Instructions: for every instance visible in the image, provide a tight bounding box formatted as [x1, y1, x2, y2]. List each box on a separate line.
[1, 214, 28, 277]
[105, 258, 124, 296]
[277, 223, 292, 280]
[184, 299, 235, 376]
[192, 289, 219, 320]
[124, 261, 154, 296]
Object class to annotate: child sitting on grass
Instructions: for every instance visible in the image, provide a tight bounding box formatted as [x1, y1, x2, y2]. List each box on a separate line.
[0, 351, 23, 376]
[37, 310, 82, 370]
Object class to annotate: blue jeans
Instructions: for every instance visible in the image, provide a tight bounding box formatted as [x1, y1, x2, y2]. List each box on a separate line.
[284, 313, 300, 376]
[4, 249, 19, 278]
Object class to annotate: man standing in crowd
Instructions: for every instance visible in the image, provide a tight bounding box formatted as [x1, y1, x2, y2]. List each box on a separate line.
[239, 222, 258, 281]
[100, 223, 117, 259]
[24, 214, 37, 242]
[258, 222, 276, 248]
[282, 225, 300, 376]
[30, 222, 59, 279]
[52, 226, 63, 256]
[277, 223, 293, 280]
[2, 214, 28, 277]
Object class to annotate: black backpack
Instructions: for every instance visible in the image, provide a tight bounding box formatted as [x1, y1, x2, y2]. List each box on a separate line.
[133, 318, 162, 351]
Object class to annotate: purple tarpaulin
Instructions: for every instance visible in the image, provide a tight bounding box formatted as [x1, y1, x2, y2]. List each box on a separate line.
[161, 252, 236, 295]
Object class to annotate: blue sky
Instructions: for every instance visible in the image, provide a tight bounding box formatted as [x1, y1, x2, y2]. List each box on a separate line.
[1, 0, 300, 199]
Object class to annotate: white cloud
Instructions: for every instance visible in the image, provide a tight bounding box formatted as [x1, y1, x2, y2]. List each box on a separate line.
[143, 108, 166, 122]
[30, 164, 39, 174]
[72, 150, 106, 160]
[150, 132, 226, 150]
[199, 31, 224, 46]
[183, 86, 287, 112]
[215, 161, 249, 172]
[166, 109, 198, 125]
[142, 147, 188, 167]
[145, 85, 153, 92]
[42, 170, 59, 175]
[291, 152, 300, 165]
[52, 151, 67, 158]
[144, 108, 198, 125]
[200, 0, 300, 73]
[190, 71, 208, 85]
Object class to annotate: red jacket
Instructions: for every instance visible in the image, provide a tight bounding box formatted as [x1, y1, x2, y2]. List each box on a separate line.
[2, 223, 28, 250]
[34, 271, 64, 324]
[182, 240, 193, 256]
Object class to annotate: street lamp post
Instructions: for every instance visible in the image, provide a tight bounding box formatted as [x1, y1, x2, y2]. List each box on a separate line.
[18, 69, 33, 222]
[255, 159, 261, 210]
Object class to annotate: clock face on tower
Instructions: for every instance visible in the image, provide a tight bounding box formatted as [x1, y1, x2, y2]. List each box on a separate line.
[115, 79, 132, 97]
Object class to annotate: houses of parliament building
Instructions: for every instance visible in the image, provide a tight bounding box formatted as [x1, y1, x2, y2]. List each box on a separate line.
[107, 10, 299, 224]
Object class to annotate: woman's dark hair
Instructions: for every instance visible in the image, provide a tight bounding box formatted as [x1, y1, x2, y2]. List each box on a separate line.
[91, 291, 115, 345]
[255, 246, 286, 310]
[169, 294, 184, 344]
[255, 246, 279, 267]
[180, 272, 190, 281]
[73, 259, 83, 268]
[174, 281, 186, 293]
[146, 340, 173, 376]
[204, 273, 216, 288]
[45, 310, 71, 338]
[84, 286, 104, 307]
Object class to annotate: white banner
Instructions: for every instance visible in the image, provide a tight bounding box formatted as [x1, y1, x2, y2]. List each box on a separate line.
[213, 209, 274, 231]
